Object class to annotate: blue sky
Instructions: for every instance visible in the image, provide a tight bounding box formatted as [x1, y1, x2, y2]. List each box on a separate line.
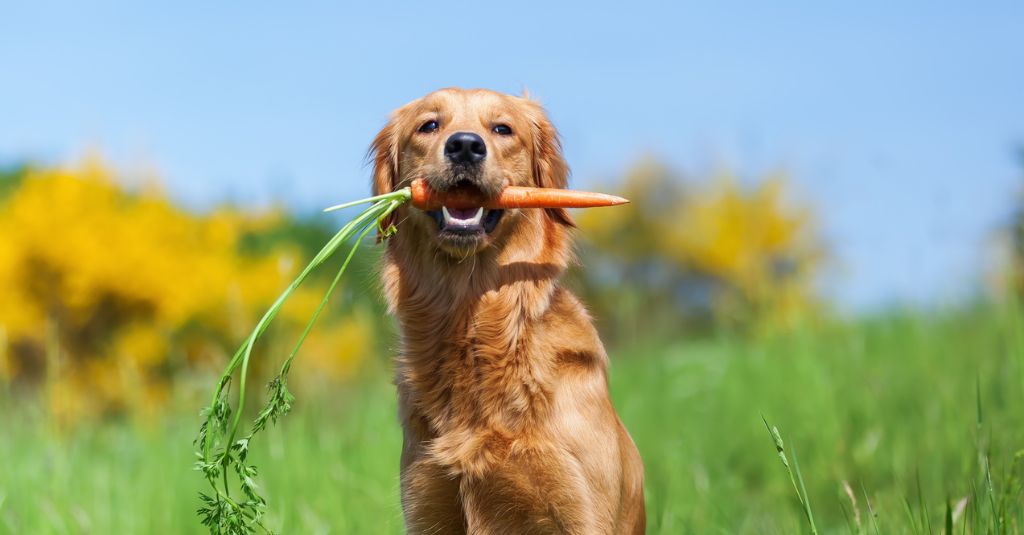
[2, 1, 1022, 309]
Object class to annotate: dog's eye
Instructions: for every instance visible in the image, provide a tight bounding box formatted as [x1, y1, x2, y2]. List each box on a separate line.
[418, 120, 439, 134]
[492, 124, 513, 136]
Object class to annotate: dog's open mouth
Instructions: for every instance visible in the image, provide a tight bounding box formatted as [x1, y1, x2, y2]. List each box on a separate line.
[427, 206, 504, 235]
[425, 181, 504, 237]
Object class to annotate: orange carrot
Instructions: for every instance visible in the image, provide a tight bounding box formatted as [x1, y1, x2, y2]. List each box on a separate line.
[409, 178, 628, 211]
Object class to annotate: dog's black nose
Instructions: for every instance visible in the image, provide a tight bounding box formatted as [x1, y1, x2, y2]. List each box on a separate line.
[444, 132, 486, 164]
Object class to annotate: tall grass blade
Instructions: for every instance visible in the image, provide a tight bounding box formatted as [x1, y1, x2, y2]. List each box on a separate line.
[945, 497, 953, 535]
[762, 416, 819, 535]
[841, 480, 861, 534]
[861, 481, 881, 535]
[838, 498, 856, 535]
[790, 443, 818, 533]
[983, 453, 1001, 535]
[975, 378, 1003, 534]
[917, 469, 932, 534]
[903, 495, 920, 534]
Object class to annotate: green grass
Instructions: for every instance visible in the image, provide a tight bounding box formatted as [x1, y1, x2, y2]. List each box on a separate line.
[2, 302, 1024, 533]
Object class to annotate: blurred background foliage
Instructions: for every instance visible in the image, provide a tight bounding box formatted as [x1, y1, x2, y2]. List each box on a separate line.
[573, 160, 823, 342]
[0, 158, 376, 425]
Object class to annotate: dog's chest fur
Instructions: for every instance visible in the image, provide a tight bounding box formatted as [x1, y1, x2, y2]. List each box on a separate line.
[381, 222, 578, 473]
[393, 261, 558, 439]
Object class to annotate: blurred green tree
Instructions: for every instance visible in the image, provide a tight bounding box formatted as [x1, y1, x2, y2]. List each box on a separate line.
[571, 159, 825, 342]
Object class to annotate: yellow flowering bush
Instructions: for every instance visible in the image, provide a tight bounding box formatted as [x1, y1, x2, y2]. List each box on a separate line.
[0, 158, 372, 423]
[577, 160, 822, 334]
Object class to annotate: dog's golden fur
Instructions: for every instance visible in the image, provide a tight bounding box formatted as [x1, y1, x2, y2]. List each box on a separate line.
[371, 88, 645, 534]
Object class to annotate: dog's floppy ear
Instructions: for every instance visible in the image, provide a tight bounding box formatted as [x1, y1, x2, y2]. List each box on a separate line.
[370, 120, 398, 196]
[368, 118, 400, 236]
[526, 100, 575, 227]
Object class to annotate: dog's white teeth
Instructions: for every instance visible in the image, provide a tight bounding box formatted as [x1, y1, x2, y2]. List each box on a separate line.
[441, 206, 484, 226]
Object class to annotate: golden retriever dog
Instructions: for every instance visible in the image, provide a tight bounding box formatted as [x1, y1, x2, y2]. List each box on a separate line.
[370, 88, 645, 534]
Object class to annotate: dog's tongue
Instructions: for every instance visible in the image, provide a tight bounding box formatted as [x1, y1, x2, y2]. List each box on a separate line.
[446, 207, 480, 219]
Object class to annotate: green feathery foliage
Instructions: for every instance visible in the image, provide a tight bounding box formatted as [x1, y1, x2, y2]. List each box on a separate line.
[193, 189, 410, 534]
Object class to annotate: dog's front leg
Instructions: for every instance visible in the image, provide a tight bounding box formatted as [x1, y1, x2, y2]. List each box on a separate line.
[400, 431, 467, 534]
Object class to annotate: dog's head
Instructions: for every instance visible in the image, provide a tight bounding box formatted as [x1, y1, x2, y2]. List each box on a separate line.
[370, 88, 574, 258]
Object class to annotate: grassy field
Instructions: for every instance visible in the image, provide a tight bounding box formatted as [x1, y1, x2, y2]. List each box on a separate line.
[2, 303, 1024, 534]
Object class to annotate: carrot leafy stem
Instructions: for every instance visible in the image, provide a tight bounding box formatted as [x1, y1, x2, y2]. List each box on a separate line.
[194, 191, 409, 534]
